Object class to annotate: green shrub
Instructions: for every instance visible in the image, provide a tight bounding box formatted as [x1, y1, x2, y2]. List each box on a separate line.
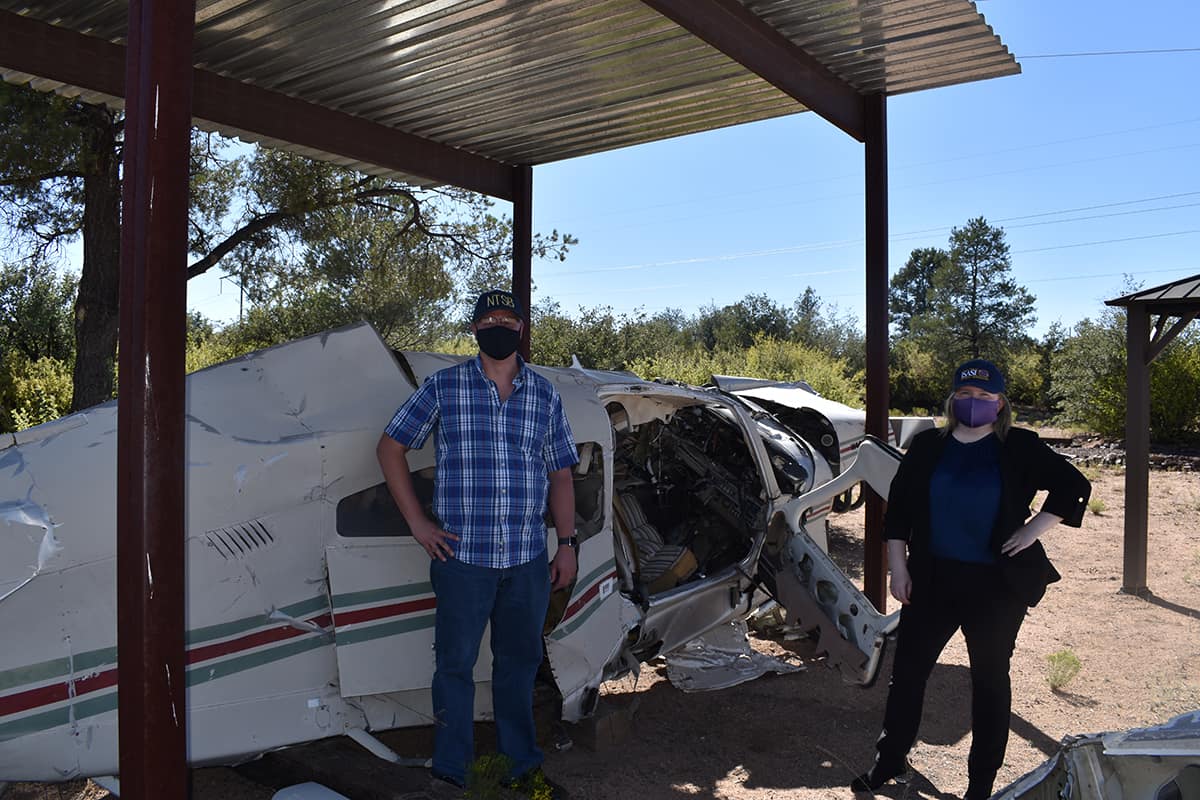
[626, 336, 863, 405]
[888, 336, 948, 411]
[185, 334, 252, 374]
[1087, 498, 1106, 516]
[1051, 311, 1200, 440]
[1149, 342, 1200, 439]
[1046, 649, 1082, 691]
[1002, 347, 1044, 407]
[0, 352, 73, 432]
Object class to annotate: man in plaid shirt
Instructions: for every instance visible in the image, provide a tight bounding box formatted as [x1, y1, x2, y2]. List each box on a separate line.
[377, 289, 578, 798]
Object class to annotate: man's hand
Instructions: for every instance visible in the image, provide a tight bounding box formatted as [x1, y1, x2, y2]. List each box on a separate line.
[889, 561, 912, 605]
[411, 519, 459, 561]
[550, 544, 577, 590]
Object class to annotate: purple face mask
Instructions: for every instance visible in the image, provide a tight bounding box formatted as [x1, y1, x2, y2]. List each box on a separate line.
[953, 396, 1000, 428]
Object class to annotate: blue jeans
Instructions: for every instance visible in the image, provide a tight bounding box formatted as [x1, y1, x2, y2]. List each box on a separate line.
[429, 553, 551, 784]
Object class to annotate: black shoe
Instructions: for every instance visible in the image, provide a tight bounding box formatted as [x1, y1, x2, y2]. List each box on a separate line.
[429, 771, 465, 797]
[509, 767, 569, 800]
[850, 760, 909, 792]
[963, 782, 994, 799]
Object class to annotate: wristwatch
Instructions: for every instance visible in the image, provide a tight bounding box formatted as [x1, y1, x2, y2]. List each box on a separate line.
[557, 536, 579, 550]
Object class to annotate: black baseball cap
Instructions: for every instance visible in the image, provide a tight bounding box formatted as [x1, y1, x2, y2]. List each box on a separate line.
[472, 289, 523, 324]
[953, 358, 1006, 394]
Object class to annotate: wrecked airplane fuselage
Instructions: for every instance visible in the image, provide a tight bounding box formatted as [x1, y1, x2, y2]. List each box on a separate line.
[993, 710, 1200, 800]
[0, 323, 900, 782]
[710, 374, 935, 474]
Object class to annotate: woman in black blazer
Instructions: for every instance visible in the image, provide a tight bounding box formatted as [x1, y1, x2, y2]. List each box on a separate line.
[852, 359, 1091, 799]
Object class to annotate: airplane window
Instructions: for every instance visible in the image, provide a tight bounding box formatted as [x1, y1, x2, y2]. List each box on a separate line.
[556, 442, 605, 543]
[335, 470, 434, 538]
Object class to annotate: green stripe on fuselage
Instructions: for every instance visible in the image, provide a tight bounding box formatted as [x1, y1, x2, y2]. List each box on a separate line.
[186, 595, 329, 646]
[333, 613, 435, 646]
[331, 582, 432, 610]
[0, 595, 328, 693]
[0, 632, 332, 741]
[0, 646, 118, 695]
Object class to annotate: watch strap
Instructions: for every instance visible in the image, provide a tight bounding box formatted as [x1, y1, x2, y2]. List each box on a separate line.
[557, 536, 579, 548]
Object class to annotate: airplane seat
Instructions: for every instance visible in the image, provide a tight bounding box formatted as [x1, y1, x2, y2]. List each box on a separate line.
[615, 492, 698, 594]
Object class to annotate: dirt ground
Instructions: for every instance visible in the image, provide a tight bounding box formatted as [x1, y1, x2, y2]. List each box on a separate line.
[7, 465, 1200, 800]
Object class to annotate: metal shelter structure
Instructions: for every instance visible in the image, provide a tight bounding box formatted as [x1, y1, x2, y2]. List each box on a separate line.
[1, 2, 1017, 795]
[1105, 274, 1200, 596]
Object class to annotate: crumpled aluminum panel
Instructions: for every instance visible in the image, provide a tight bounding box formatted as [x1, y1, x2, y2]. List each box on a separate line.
[664, 618, 803, 692]
[1, 0, 1016, 169]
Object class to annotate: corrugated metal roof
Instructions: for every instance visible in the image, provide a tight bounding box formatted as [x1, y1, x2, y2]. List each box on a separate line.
[1, 0, 1017, 171]
[1106, 275, 1200, 307]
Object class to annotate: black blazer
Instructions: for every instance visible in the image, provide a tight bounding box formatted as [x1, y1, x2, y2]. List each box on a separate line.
[884, 426, 1092, 606]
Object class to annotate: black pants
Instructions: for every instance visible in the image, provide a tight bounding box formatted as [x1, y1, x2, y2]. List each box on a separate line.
[875, 558, 1028, 789]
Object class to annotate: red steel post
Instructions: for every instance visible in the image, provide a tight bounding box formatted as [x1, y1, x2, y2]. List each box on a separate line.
[117, 0, 195, 797]
[863, 93, 890, 610]
[513, 165, 534, 359]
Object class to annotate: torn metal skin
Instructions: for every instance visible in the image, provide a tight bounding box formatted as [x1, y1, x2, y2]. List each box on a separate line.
[993, 710, 1200, 800]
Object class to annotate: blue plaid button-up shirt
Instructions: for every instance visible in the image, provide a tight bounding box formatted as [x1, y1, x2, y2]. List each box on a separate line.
[384, 356, 579, 568]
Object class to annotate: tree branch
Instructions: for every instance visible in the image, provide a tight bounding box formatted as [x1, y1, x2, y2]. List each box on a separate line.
[0, 169, 85, 187]
[187, 208, 297, 279]
[187, 181, 512, 281]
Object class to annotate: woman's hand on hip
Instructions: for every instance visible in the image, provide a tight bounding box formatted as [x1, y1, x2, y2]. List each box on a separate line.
[1002, 511, 1063, 556]
[1001, 524, 1040, 556]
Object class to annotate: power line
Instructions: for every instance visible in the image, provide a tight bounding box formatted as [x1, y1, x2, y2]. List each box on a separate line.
[992, 191, 1200, 222]
[1023, 267, 1198, 285]
[549, 261, 1200, 306]
[541, 195, 1200, 275]
[1013, 229, 1200, 254]
[566, 141, 1200, 237]
[899, 142, 1200, 192]
[1020, 48, 1200, 59]
[1005, 202, 1200, 231]
[545, 117, 1200, 228]
[892, 118, 1200, 172]
[877, 192, 1200, 242]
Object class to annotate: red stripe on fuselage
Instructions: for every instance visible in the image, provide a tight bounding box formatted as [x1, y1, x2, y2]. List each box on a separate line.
[560, 571, 617, 624]
[332, 597, 435, 627]
[0, 668, 119, 718]
[0, 610, 338, 719]
[185, 613, 334, 664]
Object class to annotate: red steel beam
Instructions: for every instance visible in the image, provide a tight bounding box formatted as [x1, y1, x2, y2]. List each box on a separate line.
[863, 94, 889, 610]
[116, 0, 193, 796]
[638, 0, 866, 141]
[0, 10, 516, 200]
[513, 165, 533, 360]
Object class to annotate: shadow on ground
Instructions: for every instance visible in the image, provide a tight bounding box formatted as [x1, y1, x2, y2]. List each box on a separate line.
[530, 639, 1063, 800]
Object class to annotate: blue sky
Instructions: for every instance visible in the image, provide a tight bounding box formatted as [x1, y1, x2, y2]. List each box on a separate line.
[189, 0, 1200, 338]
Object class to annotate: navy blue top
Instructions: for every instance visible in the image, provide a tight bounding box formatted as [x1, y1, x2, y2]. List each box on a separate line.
[928, 434, 1001, 564]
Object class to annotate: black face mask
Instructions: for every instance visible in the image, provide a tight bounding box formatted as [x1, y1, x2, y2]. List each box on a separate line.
[475, 326, 521, 360]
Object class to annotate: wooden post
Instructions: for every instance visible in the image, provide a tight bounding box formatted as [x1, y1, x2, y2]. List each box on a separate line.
[1122, 305, 1150, 595]
[117, 0, 194, 796]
